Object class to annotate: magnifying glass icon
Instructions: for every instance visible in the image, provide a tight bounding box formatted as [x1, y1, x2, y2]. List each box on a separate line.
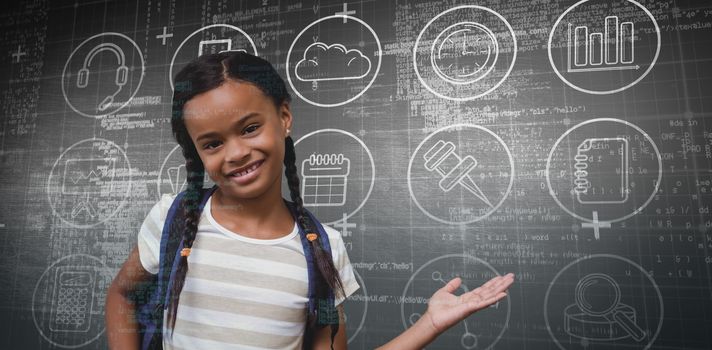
[575, 273, 646, 342]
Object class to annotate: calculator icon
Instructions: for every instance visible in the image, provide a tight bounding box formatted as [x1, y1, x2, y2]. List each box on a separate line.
[50, 266, 97, 332]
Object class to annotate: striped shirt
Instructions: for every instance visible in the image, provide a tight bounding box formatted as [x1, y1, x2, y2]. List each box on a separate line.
[137, 193, 360, 350]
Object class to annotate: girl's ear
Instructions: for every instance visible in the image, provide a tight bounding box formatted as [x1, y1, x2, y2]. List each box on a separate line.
[279, 102, 293, 137]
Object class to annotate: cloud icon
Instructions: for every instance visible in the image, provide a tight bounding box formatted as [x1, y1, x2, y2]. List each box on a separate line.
[295, 42, 372, 82]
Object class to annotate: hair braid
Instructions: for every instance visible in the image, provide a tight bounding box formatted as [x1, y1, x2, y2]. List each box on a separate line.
[284, 136, 344, 349]
[165, 143, 205, 334]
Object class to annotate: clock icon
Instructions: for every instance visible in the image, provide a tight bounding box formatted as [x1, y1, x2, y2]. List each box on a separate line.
[431, 22, 499, 85]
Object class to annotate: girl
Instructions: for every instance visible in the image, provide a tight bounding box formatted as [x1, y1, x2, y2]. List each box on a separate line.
[105, 51, 515, 349]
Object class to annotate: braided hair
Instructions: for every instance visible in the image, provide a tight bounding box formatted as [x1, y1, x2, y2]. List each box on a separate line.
[169, 51, 345, 348]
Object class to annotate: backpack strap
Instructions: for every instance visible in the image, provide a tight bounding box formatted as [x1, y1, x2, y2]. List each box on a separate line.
[139, 190, 185, 350]
[284, 201, 337, 326]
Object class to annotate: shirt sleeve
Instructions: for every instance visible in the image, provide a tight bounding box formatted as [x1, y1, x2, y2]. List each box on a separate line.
[136, 193, 177, 275]
[322, 224, 360, 307]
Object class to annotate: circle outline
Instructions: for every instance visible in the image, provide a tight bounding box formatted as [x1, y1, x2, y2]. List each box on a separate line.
[293, 128, 375, 225]
[32, 254, 111, 348]
[547, 0, 661, 95]
[46, 137, 132, 228]
[413, 5, 518, 101]
[61, 32, 145, 118]
[400, 254, 511, 350]
[543, 254, 664, 350]
[545, 117, 662, 224]
[285, 15, 383, 108]
[407, 123, 515, 225]
[575, 273, 621, 315]
[346, 269, 368, 344]
[157, 144, 186, 197]
[431, 21, 499, 85]
[169, 24, 258, 91]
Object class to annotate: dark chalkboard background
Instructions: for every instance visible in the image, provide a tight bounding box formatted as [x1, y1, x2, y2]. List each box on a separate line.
[1, 0, 711, 349]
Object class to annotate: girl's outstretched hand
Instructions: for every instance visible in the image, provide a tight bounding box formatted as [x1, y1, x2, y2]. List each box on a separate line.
[422, 273, 515, 334]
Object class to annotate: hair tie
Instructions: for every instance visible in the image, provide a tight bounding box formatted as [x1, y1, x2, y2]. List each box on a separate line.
[306, 233, 318, 242]
[180, 248, 192, 257]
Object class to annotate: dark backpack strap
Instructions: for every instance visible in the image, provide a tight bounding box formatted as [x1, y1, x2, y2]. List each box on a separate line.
[299, 206, 340, 349]
[139, 190, 186, 350]
[284, 202, 337, 325]
[303, 207, 336, 301]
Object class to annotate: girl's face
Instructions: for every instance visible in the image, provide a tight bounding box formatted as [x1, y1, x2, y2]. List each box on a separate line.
[183, 80, 292, 201]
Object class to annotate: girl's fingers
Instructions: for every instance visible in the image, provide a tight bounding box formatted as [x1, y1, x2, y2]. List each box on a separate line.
[470, 276, 503, 296]
[479, 275, 507, 292]
[441, 277, 462, 294]
[480, 275, 503, 290]
[465, 274, 514, 301]
[484, 274, 513, 294]
[492, 275, 514, 293]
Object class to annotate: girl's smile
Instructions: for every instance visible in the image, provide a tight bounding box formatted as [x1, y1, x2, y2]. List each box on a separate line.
[182, 79, 292, 202]
[226, 158, 264, 185]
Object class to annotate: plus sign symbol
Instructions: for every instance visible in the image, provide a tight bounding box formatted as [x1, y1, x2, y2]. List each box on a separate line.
[333, 213, 357, 238]
[156, 26, 173, 45]
[11, 45, 26, 63]
[334, 2, 356, 23]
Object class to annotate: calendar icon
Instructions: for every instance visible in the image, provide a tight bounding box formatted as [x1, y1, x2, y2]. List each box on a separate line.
[301, 153, 350, 207]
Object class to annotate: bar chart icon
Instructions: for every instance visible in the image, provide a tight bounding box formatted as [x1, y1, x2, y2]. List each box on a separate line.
[567, 16, 637, 73]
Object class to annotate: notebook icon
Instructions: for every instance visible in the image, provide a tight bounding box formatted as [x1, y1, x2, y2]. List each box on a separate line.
[573, 138, 629, 204]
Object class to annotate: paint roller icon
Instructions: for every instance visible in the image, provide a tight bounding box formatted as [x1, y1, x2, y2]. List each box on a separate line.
[423, 140, 493, 208]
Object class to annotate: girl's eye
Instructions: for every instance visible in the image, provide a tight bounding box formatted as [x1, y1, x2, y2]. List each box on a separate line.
[243, 123, 260, 134]
[204, 141, 221, 150]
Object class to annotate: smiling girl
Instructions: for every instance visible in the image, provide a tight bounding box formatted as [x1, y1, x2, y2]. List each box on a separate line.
[105, 51, 514, 350]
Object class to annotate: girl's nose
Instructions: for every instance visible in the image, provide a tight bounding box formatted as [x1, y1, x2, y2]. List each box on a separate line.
[224, 138, 250, 164]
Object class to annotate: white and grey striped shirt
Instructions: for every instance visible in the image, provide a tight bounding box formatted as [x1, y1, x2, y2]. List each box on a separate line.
[137, 193, 360, 349]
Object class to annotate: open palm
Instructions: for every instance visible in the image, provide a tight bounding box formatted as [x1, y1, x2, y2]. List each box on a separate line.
[423, 273, 515, 334]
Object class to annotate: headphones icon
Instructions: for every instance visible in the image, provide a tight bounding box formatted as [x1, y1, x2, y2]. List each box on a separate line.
[76, 42, 129, 112]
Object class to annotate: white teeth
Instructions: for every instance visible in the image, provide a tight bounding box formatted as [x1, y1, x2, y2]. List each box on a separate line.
[231, 161, 261, 178]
